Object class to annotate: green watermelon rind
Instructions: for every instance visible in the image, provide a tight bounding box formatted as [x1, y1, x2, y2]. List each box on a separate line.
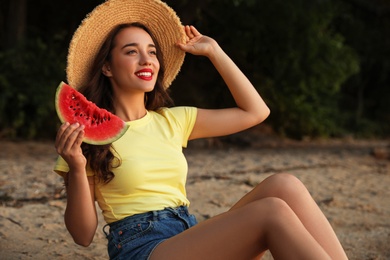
[55, 81, 129, 145]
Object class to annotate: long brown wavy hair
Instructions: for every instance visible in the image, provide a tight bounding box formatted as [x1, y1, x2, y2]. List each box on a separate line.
[78, 22, 174, 184]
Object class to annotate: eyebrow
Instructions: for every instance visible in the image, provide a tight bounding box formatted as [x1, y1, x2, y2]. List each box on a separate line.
[121, 43, 156, 49]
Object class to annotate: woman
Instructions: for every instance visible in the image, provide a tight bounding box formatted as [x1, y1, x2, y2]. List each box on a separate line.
[54, 0, 348, 259]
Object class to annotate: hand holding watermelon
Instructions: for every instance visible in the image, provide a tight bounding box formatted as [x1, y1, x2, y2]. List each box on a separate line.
[55, 121, 87, 172]
[55, 82, 129, 145]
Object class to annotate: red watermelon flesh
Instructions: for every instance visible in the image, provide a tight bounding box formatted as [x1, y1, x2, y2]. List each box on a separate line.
[55, 81, 128, 145]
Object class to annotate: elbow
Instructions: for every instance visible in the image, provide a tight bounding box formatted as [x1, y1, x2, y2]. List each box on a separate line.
[66, 224, 96, 247]
[73, 236, 94, 247]
[254, 106, 270, 125]
[65, 215, 97, 247]
[69, 227, 96, 247]
[263, 106, 271, 121]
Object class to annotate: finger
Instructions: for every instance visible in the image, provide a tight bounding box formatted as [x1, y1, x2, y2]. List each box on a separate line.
[56, 123, 80, 154]
[72, 125, 85, 148]
[63, 124, 84, 152]
[55, 122, 70, 147]
[185, 25, 194, 38]
[181, 25, 189, 41]
[189, 26, 201, 37]
[55, 122, 73, 154]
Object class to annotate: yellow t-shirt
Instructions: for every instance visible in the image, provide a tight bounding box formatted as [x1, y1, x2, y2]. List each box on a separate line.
[54, 106, 197, 224]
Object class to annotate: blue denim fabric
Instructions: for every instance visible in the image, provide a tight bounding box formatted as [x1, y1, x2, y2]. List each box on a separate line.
[103, 206, 197, 260]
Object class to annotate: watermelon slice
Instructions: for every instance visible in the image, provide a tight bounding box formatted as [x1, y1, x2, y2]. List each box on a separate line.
[55, 81, 129, 145]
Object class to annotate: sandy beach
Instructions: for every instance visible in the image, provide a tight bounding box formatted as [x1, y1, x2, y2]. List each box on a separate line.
[0, 130, 389, 259]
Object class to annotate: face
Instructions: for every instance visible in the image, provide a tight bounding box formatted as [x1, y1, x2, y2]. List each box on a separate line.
[103, 26, 160, 94]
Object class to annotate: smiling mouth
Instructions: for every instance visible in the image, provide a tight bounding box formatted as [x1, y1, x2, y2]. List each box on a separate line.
[136, 72, 152, 77]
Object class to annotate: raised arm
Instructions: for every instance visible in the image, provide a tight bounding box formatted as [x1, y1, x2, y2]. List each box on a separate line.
[177, 26, 270, 140]
[55, 122, 98, 246]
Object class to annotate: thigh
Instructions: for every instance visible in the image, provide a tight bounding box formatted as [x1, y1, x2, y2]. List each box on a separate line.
[230, 173, 309, 211]
[149, 201, 272, 260]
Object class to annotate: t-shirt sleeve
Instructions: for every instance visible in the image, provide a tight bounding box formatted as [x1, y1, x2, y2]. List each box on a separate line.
[53, 156, 69, 178]
[53, 156, 94, 177]
[166, 106, 197, 147]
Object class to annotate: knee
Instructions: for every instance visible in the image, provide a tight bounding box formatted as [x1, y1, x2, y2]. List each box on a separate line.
[267, 173, 303, 186]
[249, 197, 295, 227]
[262, 173, 309, 199]
[262, 197, 291, 215]
[247, 197, 291, 217]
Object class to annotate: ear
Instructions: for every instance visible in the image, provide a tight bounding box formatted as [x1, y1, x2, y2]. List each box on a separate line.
[102, 63, 112, 77]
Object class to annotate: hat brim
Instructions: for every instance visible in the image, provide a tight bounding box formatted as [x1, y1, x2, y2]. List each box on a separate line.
[67, 0, 186, 89]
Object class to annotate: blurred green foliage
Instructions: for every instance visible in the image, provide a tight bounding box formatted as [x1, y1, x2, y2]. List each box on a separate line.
[0, 0, 388, 140]
[334, 0, 390, 137]
[0, 36, 66, 138]
[170, 0, 389, 138]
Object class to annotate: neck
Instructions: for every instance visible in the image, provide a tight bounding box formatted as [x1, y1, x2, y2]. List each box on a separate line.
[113, 92, 147, 122]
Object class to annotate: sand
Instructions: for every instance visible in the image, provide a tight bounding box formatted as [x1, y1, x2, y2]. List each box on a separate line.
[0, 132, 389, 259]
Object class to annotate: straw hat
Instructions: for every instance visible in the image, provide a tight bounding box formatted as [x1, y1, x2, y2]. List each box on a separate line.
[67, 0, 186, 89]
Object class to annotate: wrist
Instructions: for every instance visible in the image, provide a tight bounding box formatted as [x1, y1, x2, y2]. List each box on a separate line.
[207, 45, 219, 59]
[207, 43, 226, 64]
[68, 164, 87, 175]
[64, 166, 87, 187]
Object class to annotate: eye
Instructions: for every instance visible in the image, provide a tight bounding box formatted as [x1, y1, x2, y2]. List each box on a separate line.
[149, 49, 157, 56]
[126, 49, 137, 55]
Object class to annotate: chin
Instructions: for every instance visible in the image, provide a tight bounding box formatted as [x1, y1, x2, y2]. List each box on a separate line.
[144, 84, 156, 92]
[145, 83, 156, 92]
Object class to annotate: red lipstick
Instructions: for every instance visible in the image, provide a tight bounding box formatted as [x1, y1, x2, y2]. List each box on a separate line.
[135, 68, 153, 81]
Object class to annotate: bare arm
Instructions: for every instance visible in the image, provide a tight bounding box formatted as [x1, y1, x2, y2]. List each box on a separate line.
[64, 173, 97, 247]
[177, 26, 270, 139]
[55, 122, 98, 246]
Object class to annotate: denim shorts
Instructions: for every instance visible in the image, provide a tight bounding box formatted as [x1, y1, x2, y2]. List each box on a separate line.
[103, 206, 197, 260]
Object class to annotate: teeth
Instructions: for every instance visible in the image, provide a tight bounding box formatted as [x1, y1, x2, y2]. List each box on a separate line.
[137, 72, 152, 77]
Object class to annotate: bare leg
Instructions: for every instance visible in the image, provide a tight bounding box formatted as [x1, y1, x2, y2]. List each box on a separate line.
[230, 173, 348, 259]
[150, 197, 331, 260]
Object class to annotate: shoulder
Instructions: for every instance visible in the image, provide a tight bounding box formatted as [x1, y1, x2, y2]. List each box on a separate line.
[154, 106, 197, 120]
[151, 107, 198, 134]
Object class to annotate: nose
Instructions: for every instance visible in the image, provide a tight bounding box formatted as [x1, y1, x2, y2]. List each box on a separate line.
[139, 51, 152, 66]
